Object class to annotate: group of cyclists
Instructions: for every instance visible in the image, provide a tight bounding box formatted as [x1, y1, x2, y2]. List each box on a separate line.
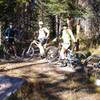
[3, 17, 80, 60]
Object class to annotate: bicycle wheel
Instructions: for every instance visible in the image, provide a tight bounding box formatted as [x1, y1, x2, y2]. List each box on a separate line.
[46, 46, 59, 63]
[22, 47, 35, 59]
[3, 46, 10, 59]
[3, 45, 19, 61]
[66, 51, 84, 71]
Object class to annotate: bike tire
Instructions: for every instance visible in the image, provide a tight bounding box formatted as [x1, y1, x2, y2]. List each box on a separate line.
[3, 46, 10, 59]
[46, 46, 59, 63]
[22, 47, 35, 60]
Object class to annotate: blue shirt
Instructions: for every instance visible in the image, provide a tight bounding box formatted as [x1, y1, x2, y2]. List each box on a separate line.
[4, 27, 15, 38]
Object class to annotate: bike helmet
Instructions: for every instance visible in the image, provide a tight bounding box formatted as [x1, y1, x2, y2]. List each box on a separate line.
[39, 21, 43, 25]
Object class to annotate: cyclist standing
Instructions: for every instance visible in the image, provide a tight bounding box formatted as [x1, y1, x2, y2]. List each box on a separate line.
[60, 24, 76, 60]
[4, 23, 17, 57]
[38, 21, 50, 45]
[36, 21, 50, 57]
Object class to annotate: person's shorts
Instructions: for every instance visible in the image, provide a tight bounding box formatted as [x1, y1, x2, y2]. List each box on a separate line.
[38, 38, 47, 45]
[62, 43, 70, 49]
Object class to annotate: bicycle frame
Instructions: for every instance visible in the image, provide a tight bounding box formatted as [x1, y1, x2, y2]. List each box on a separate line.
[3, 41, 17, 58]
[26, 40, 45, 57]
[46, 44, 82, 67]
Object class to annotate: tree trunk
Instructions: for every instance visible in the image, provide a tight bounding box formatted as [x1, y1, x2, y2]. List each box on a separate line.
[0, 22, 1, 46]
[55, 15, 60, 45]
[77, 0, 100, 47]
[78, 0, 100, 38]
[59, 16, 62, 35]
[55, 15, 59, 37]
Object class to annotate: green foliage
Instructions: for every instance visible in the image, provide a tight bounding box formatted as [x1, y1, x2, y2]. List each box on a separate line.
[0, 0, 17, 21]
[41, 0, 87, 17]
[0, 0, 29, 21]
[44, 0, 66, 15]
[17, 0, 27, 3]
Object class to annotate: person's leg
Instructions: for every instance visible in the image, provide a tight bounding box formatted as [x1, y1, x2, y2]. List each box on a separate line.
[31, 39, 44, 56]
[60, 47, 66, 59]
[36, 39, 45, 57]
[59, 47, 67, 67]
[12, 45, 17, 57]
[9, 39, 17, 56]
[38, 43, 45, 56]
[11, 40, 17, 57]
[43, 39, 47, 49]
[62, 43, 70, 59]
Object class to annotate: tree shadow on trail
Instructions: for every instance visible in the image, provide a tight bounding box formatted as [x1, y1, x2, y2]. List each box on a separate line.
[0, 60, 99, 99]
[20, 73, 96, 100]
[8, 70, 99, 100]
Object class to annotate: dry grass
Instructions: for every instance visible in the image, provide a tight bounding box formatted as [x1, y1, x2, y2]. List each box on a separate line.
[89, 46, 100, 55]
[0, 53, 100, 100]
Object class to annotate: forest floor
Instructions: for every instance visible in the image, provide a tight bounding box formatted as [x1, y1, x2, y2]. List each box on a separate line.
[90, 46, 100, 55]
[0, 58, 100, 100]
[0, 46, 100, 100]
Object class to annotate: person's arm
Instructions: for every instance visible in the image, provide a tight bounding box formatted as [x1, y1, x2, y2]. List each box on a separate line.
[43, 27, 50, 38]
[67, 28, 76, 42]
[4, 28, 9, 36]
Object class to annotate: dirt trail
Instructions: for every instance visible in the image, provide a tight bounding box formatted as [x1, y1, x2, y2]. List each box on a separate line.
[0, 58, 100, 100]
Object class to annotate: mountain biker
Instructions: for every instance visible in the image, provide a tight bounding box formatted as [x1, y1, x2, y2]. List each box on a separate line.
[60, 24, 76, 60]
[38, 21, 50, 45]
[33, 21, 50, 57]
[4, 23, 17, 57]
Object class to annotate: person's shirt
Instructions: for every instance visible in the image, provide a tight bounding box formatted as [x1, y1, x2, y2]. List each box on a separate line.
[62, 28, 75, 43]
[62, 29, 70, 43]
[67, 28, 76, 42]
[4, 27, 15, 38]
[38, 27, 49, 39]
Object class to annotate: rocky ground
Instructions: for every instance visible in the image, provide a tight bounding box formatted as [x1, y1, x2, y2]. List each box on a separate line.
[0, 58, 100, 100]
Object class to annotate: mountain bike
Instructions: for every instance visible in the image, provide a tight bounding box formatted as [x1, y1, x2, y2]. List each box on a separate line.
[21, 39, 56, 61]
[2, 36, 24, 62]
[83, 55, 100, 86]
[3, 37, 18, 60]
[46, 41, 86, 71]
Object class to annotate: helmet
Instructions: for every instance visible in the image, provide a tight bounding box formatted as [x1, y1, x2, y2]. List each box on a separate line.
[9, 22, 13, 28]
[39, 21, 43, 25]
